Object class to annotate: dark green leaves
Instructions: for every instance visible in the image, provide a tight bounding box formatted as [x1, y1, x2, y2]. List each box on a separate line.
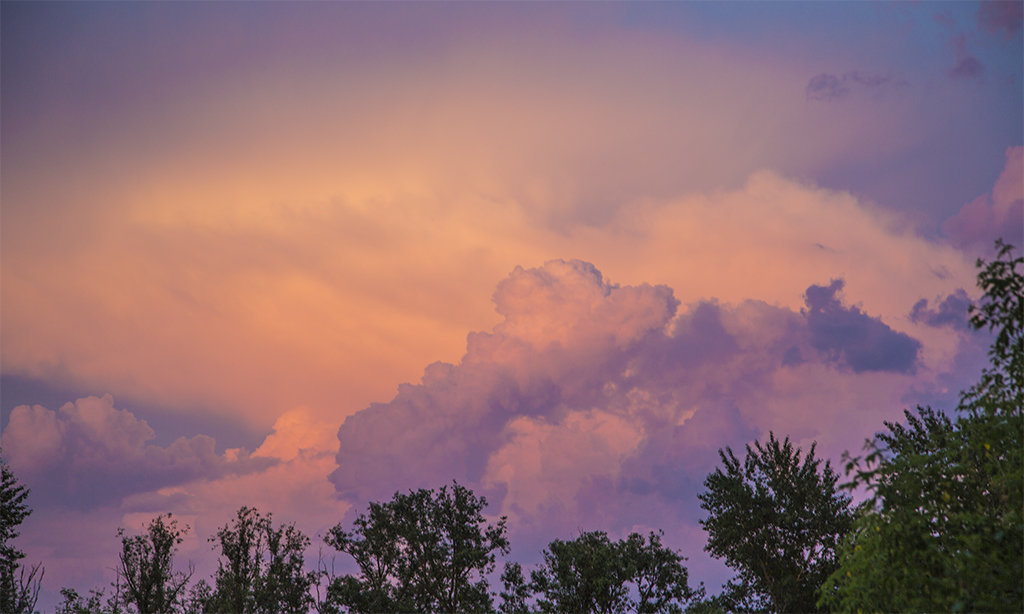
[823, 241, 1023, 612]
[698, 433, 853, 613]
[529, 530, 695, 614]
[325, 482, 509, 614]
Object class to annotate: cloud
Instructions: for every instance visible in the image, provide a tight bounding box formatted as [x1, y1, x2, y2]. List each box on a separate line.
[977, 1, 1023, 40]
[909, 289, 972, 330]
[805, 71, 907, 102]
[948, 34, 985, 79]
[330, 260, 934, 540]
[0, 395, 273, 509]
[803, 279, 922, 373]
[12, 403, 350, 614]
[944, 146, 1023, 252]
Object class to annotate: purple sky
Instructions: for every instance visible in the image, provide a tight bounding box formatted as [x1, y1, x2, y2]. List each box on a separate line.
[2, 2, 1021, 610]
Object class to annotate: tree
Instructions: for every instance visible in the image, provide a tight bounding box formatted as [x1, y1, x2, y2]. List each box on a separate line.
[530, 531, 631, 614]
[1, 454, 43, 614]
[821, 241, 1023, 612]
[698, 432, 853, 613]
[206, 506, 314, 614]
[498, 562, 531, 614]
[117, 514, 193, 614]
[324, 482, 509, 613]
[529, 530, 695, 614]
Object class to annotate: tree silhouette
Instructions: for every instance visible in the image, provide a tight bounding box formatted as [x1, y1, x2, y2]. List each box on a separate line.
[117, 514, 193, 614]
[699, 433, 853, 612]
[823, 241, 1023, 612]
[206, 506, 314, 614]
[0, 454, 43, 614]
[324, 482, 509, 613]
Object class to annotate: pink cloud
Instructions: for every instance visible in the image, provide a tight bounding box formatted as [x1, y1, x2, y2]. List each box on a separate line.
[329, 259, 957, 544]
[944, 146, 1023, 252]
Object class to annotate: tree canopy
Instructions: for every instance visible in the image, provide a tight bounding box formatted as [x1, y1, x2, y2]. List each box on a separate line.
[821, 241, 1023, 612]
[1, 454, 43, 614]
[206, 506, 314, 614]
[324, 482, 509, 614]
[118, 514, 192, 614]
[698, 432, 853, 613]
[527, 530, 696, 614]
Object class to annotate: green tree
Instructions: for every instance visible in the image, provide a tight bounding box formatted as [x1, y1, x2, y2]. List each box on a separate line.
[324, 482, 509, 614]
[527, 530, 696, 614]
[822, 241, 1023, 612]
[206, 506, 314, 614]
[530, 531, 631, 614]
[117, 514, 193, 614]
[498, 562, 531, 614]
[0, 454, 43, 614]
[698, 432, 853, 613]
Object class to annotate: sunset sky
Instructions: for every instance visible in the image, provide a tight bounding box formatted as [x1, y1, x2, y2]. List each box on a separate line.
[2, 1, 1022, 609]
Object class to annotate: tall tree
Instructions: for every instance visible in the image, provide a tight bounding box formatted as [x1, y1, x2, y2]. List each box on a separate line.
[324, 482, 509, 614]
[822, 241, 1023, 612]
[0, 454, 43, 614]
[117, 514, 193, 614]
[698, 432, 853, 613]
[207, 506, 314, 614]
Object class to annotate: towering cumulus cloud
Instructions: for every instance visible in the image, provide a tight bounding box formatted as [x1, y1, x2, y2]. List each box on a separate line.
[330, 260, 932, 548]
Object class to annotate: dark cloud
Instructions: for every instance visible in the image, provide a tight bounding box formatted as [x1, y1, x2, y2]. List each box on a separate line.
[805, 71, 907, 101]
[803, 279, 922, 373]
[977, 1, 1023, 40]
[0, 395, 273, 510]
[909, 289, 972, 330]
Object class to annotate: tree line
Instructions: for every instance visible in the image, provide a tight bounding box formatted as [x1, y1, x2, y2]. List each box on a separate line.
[2, 241, 1020, 613]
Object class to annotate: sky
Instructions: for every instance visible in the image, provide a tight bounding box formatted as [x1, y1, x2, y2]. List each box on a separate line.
[1, 1, 1022, 610]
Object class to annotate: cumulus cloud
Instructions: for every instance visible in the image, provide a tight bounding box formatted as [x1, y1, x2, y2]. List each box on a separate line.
[803, 279, 922, 373]
[0, 395, 273, 509]
[910, 289, 972, 330]
[330, 260, 932, 542]
[944, 146, 1023, 252]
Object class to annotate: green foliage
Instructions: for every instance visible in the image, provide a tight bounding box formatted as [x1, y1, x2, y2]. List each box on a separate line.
[118, 514, 193, 614]
[206, 506, 314, 614]
[1, 455, 43, 614]
[498, 562, 531, 614]
[530, 531, 631, 614]
[822, 242, 1023, 612]
[528, 530, 695, 614]
[324, 482, 509, 614]
[698, 432, 853, 613]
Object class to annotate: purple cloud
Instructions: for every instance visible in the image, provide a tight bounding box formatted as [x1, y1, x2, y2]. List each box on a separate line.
[949, 34, 985, 79]
[977, 1, 1023, 40]
[329, 260, 928, 545]
[0, 395, 273, 510]
[803, 279, 921, 374]
[910, 289, 972, 330]
[805, 71, 906, 102]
